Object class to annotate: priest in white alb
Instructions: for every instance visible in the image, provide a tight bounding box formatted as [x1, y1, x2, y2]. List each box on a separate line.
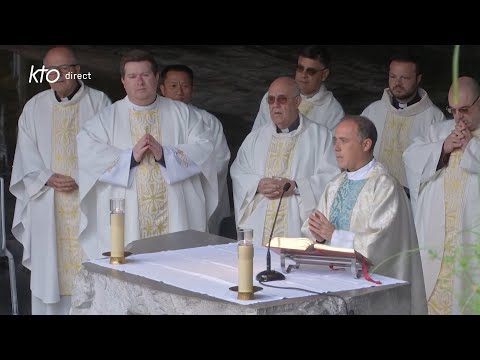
[361, 54, 445, 191]
[231, 76, 339, 247]
[403, 76, 480, 315]
[302, 115, 427, 315]
[159, 64, 231, 235]
[10, 46, 111, 315]
[251, 45, 344, 132]
[76, 49, 218, 260]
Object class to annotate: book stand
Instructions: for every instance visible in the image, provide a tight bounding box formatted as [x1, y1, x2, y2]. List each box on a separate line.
[280, 250, 362, 279]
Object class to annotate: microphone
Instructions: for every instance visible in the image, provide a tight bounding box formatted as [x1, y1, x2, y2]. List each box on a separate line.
[256, 182, 291, 282]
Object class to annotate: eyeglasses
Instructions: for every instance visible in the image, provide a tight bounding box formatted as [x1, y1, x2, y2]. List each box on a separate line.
[267, 94, 299, 105]
[296, 64, 326, 77]
[45, 64, 78, 73]
[446, 94, 480, 115]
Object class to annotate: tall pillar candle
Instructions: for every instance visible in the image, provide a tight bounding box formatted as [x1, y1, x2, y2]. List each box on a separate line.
[110, 198, 125, 260]
[238, 241, 254, 293]
[237, 227, 254, 298]
[110, 212, 124, 257]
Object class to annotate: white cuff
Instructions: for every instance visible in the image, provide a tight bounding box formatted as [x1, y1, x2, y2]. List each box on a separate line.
[99, 148, 132, 188]
[160, 145, 201, 184]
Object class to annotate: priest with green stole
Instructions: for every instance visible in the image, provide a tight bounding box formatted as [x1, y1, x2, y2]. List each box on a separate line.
[301, 115, 427, 315]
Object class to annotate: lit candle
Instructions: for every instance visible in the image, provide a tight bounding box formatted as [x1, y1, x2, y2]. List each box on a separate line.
[238, 242, 254, 293]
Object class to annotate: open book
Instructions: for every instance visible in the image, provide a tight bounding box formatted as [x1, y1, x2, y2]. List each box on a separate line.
[269, 237, 355, 258]
[269, 237, 380, 284]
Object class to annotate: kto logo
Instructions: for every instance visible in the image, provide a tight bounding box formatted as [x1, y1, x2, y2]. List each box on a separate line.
[28, 65, 92, 84]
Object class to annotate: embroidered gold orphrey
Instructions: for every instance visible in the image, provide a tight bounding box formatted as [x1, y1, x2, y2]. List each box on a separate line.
[52, 104, 82, 295]
[262, 136, 297, 245]
[378, 112, 414, 187]
[429, 149, 467, 314]
[129, 108, 169, 239]
[298, 99, 314, 118]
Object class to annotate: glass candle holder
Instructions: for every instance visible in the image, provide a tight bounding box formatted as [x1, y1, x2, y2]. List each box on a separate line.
[110, 198, 125, 264]
[237, 228, 254, 300]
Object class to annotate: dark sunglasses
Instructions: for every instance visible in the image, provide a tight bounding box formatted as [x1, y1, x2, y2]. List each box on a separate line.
[296, 64, 326, 76]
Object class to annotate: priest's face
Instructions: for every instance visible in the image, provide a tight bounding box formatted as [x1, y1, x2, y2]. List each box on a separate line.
[448, 84, 480, 131]
[333, 120, 370, 172]
[122, 61, 159, 106]
[388, 60, 421, 103]
[43, 47, 80, 98]
[160, 70, 193, 104]
[268, 78, 301, 129]
[295, 56, 329, 97]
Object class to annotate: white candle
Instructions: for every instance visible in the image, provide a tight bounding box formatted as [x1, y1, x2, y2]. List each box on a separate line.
[110, 213, 125, 257]
[238, 243, 254, 293]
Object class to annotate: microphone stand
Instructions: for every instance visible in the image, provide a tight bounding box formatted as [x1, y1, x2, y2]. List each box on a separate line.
[256, 182, 291, 282]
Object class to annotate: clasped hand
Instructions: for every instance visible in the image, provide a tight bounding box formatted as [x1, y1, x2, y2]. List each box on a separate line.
[257, 176, 295, 199]
[443, 120, 472, 153]
[133, 133, 163, 162]
[47, 173, 78, 192]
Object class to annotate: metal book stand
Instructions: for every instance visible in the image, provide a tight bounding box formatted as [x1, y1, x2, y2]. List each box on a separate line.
[280, 250, 362, 279]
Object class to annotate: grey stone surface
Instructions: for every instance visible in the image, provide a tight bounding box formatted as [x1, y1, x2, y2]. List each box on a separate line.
[70, 230, 411, 315]
[71, 264, 410, 315]
[71, 264, 409, 315]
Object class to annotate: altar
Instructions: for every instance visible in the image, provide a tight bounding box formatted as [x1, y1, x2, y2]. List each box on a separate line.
[70, 230, 411, 315]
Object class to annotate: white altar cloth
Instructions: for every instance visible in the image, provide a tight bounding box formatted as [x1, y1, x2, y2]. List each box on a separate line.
[88, 243, 404, 305]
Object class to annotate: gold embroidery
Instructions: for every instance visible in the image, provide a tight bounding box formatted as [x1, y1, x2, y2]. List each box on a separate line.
[377, 112, 414, 187]
[52, 104, 82, 296]
[429, 149, 467, 315]
[129, 109, 169, 238]
[105, 157, 119, 173]
[298, 99, 314, 117]
[175, 148, 189, 168]
[262, 136, 297, 245]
